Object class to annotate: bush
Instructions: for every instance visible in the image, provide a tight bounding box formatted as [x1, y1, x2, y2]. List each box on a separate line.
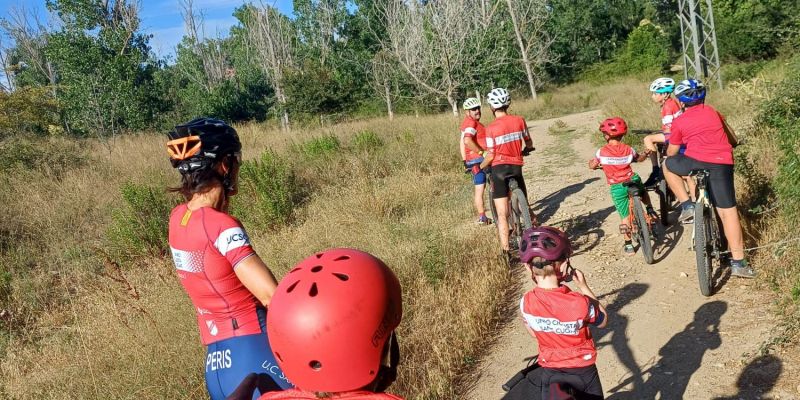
[0, 137, 86, 176]
[108, 182, 178, 260]
[580, 21, 671, 80]
[291, 135, 341, 159]
[232, 151, 303, 229]
[351, 130, 384, 152]
[0, 87, 59, 140]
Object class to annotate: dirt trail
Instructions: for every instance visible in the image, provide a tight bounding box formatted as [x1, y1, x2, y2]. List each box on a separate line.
[465, 110, 797, 399]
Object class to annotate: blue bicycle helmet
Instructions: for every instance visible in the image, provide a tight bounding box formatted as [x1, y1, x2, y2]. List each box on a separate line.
[674, 78, 706, 105]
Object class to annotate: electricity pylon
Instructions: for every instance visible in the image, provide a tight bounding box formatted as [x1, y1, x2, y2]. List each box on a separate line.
[678, 0, 723, 89]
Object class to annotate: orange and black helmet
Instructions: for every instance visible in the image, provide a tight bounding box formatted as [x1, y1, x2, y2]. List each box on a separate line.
[166, 118, 241, 174]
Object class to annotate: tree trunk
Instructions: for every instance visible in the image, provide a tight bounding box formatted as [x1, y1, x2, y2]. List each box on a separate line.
[506, 0, 537, 100]
[385, 82, 394, 121]
[447, 92, 458, 117]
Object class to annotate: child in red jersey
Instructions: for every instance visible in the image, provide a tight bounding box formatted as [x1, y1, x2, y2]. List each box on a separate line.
[642, 77, 682, 187]
[588, 117, 656, 255]
[518, 226, 608, 400]
[257, 249, 404, 400]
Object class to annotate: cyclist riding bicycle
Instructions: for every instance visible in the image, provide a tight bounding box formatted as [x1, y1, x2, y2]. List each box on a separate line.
[258, 248, 404, 400]
[518, 226, 608, 400]
[642, 77, 683, 187]
[588, 117, 656, 256]
[479, 88, 535, 259]
[460, 97, 491, 225]
[662, 79, 755, 278]
[166, 118, 292, 399]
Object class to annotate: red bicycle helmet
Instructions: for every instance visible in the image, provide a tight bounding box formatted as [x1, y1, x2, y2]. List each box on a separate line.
[518, 226, 572, 265]
[267, 248, 403, 393]
[599, 117, 628, 138]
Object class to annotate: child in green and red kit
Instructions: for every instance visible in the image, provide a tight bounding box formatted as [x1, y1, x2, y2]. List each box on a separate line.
[588, 117, 656, 256]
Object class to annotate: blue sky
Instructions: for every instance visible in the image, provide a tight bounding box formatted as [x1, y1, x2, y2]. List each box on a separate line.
[0, 0, 294, 58]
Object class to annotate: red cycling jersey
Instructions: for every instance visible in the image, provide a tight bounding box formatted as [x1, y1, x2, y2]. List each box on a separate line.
[460, 116, 487, 162]
[485, 115, 530, 166]
[669, 104, 734, 165]
[520, 286, 599, 369]
[660, 97, 682, 134]
[168, 204, 262, 345]
[594, 143, 638, 185]
[259, 389, 404, 400]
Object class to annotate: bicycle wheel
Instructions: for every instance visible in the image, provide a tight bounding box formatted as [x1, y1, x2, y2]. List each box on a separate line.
[657, 179, 670, 226]
[693, 203, 713, 296]
[509, 187, 532, 250]
[632, 195, 655, 264]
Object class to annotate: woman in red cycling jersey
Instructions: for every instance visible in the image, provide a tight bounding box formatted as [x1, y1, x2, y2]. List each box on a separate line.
[259, 248, 404, 400]
[166, 118, 292, 399]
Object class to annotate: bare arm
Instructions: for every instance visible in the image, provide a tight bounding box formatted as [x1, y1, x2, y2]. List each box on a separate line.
[460, 134, 467, 161]
[573, 269, 609, 329]
[234, 255, 279, 307]
[479, 151, 494, 169]
[463, 135, 483, 154]
[666, 143, 682, 157]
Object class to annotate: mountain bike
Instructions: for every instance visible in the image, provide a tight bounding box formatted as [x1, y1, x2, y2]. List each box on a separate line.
[690, 169, 727, 297]
[502, 355, 588, 400]
[632, 129, 674, 226]
[623, 181, 657, 264]
[485, 148, 535, 250]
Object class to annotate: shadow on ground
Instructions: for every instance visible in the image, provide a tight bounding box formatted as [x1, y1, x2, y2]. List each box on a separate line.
[606, 301, 728, 399]
[712, 354, 782, 399]
[532, 177, 601, 225]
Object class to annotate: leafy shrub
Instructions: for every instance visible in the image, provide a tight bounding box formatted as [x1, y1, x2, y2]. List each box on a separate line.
[351, 130, 384, 152]
[108, 182, 179, 260]
[722, 61, 767, 82]
[0, 87, 59, 140]
[0, 137, 86, 175]
[580, 21, 671, 80]
[232, 151, 302, 229]
[292, 135, 341, 159]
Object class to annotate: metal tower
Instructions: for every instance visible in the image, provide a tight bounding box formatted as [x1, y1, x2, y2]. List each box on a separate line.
[678, 0, 723, 89]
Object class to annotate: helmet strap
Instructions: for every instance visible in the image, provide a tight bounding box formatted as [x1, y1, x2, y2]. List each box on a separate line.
[369, 333, 400, 393]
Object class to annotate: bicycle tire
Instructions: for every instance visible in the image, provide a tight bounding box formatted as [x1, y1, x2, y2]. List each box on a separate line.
[694, 203, 713, 296]
[657, 179, 670, 226]
[509, 185, 532, 250]
[632, 195, 655, 264]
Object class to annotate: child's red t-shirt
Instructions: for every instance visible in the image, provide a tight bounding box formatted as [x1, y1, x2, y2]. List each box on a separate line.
[661, 97, 682, 134]
[593, 143, 638, 184]
[669, 104, 733, 165]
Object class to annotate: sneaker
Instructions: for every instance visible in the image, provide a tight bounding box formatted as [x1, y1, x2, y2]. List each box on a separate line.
[730, 260, 756, 279]
[476, 215, 491, 225]
[678, 203, 695, 224]
[624, 243, 636, 256]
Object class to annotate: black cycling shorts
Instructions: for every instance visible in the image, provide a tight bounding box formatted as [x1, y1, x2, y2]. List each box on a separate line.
[490, 164, 527, 199]
[540, 364, 604, 400]
[665, 154, 736, 208]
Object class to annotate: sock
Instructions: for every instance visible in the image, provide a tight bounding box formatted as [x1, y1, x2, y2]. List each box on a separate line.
[479, 212, 486, 217]
[624, 240, 632, 246]
[731, 259, 744, 267]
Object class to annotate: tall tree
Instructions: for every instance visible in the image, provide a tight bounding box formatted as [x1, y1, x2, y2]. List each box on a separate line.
[382, 0, 479, 116]
[505, 0, 553, 99]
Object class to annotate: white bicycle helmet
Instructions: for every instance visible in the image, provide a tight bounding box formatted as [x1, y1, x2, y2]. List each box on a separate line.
[649, 77, 675, 94]
[486, 88, 511, 109]
[463, 97, 481, 110]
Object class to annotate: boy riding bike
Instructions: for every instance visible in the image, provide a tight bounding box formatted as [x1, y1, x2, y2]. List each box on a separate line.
[642, 78, 682, 187]
[460, 97, 491, 225]
[518, 226, 609, 400]
[258, 248, 404, 400]
[663, 79, 755, 278]
[588, 117, 657, 256]
[479, 88, 536, 258]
